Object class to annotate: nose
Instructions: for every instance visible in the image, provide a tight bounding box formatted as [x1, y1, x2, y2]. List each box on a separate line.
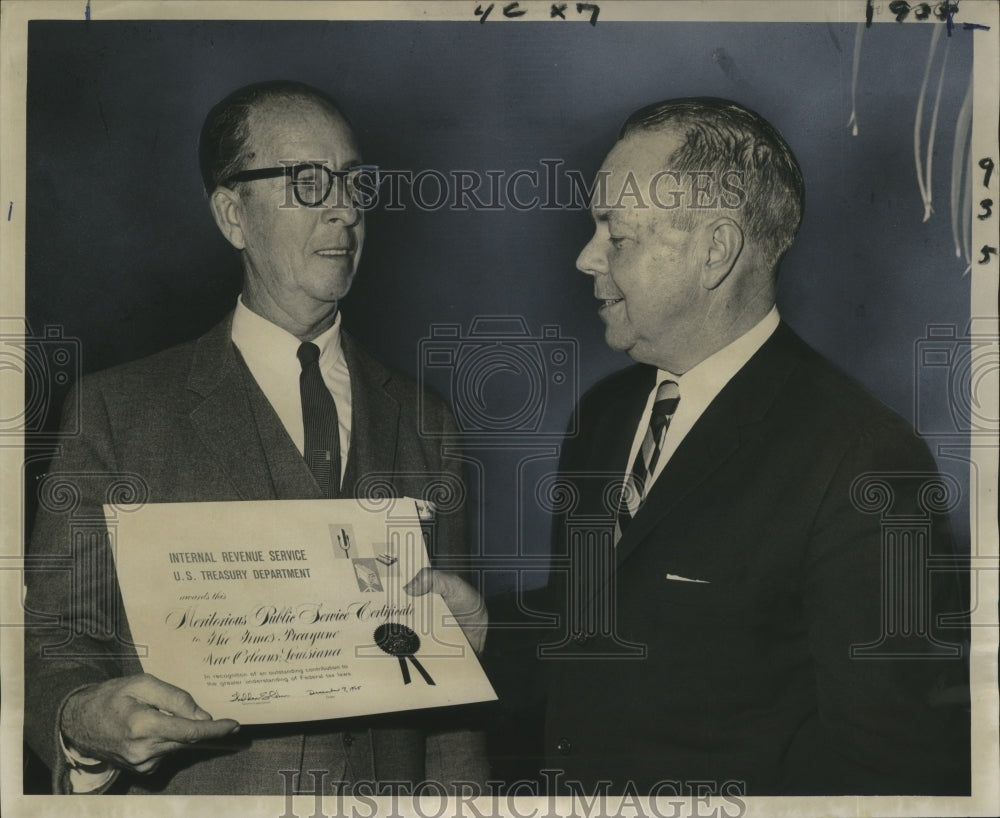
[322, 172, 364, 226]
[323, 196, 361, 228]
[575, 232, 606, 278]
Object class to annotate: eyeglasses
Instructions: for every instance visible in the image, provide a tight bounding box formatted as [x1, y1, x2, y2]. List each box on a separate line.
[222, 162, 380, 209]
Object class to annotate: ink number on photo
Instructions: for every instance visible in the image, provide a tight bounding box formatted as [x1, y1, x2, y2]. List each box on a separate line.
[978, 158, 996, 266]
[887, 1, 961, 23]
[474, 2, 600, 25]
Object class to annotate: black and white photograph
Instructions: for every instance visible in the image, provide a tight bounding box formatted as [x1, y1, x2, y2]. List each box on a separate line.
[1, 1, 997, 816]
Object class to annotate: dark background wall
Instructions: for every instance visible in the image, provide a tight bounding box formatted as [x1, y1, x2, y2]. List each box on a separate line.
[24, 20, 974, 591]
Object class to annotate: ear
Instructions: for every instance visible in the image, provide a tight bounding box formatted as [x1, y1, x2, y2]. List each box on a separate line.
[701, 218, 744, 290]
[208, 187, 246, 250]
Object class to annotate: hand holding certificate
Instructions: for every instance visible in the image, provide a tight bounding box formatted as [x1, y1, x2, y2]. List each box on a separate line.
[105, 498, 496, 724]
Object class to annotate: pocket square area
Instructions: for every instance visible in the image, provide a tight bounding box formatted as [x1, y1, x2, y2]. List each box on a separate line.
[665, 573, 709, 584]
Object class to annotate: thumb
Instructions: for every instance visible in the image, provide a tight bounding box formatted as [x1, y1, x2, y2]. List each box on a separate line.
[406, 569, 482, 614]
[154, 712, 242, 743]
[175, 717, 242, 742]
[404, 567, 434, 596]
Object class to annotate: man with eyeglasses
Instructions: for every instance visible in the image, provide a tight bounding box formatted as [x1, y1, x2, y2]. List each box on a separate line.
[23, 80, 487, 795]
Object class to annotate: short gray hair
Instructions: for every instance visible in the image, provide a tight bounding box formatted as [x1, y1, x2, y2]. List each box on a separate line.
[620, 97, 805, 271]
[198, 80, 350, 194]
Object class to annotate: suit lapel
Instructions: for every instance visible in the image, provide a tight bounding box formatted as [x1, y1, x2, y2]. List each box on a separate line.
[185, 314, 319, 500]
[340, 333, 400, 492]
[612, 323, 803, 568]
[612, 396, 741, 567]
[186, 315, 275, 500]
[238, 355, 323, 499]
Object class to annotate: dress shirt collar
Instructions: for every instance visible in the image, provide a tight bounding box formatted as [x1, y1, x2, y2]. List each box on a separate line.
[625, 307, 780, 490]
[230, 296, 351, 465]
[231, 295, 343, 369]
[655, 306, 780, 404]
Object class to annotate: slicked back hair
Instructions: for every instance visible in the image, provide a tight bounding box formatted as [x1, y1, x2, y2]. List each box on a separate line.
[198, 80, 351, 195]
[619, 97, 805, 273]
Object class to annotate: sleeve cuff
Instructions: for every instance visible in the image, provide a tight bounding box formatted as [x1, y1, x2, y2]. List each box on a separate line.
[59, 728, 117, 793]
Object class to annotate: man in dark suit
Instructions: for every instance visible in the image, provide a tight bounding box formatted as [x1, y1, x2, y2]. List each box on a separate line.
[492, 97, 969, 796]
[23, 81, 486, 795]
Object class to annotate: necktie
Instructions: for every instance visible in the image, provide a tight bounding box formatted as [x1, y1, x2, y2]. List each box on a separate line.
[617, 380, 680, 539]
[297, 342, 341, 498]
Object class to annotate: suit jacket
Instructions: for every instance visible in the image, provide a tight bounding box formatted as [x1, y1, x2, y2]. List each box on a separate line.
[497, 322, 968, 795]
[23, 313, 486, 794]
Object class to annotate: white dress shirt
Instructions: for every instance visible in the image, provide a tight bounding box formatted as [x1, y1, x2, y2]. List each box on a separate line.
[231, 295, 353, 481]
[621, 307, 780, 500]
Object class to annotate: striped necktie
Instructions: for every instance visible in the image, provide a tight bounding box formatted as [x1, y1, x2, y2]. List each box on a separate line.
[297, 341, 342, 498]
[617, 380, 680, 540]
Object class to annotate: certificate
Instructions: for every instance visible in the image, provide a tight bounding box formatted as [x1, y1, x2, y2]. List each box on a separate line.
[105, 498, 496, 724]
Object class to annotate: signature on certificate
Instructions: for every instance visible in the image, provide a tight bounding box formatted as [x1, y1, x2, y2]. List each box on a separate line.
[229, 689, 290, 703]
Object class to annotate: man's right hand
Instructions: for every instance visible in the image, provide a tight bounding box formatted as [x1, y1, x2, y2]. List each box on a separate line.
[60, 674, 241, 774]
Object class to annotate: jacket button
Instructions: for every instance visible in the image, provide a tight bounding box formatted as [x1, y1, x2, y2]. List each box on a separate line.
[556, 738, 572, 755]
[573, 632, 589, 646]
[343, 733, 354, 747]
